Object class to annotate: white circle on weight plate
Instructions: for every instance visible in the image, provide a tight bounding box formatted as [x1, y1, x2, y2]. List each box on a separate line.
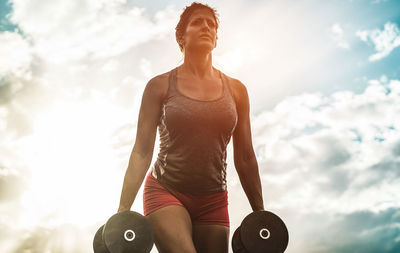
[259, 228, 270, 240]
[124, 229, 135, 241]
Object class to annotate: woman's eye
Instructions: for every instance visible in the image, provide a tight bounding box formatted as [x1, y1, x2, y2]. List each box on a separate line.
[190, 19, 215, 28]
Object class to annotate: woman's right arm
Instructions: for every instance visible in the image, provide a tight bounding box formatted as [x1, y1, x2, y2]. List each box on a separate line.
[118, 75, 166, 212]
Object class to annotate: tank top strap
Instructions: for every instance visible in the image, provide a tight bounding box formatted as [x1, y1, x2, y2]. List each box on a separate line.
[219, 71, 236, 107]
[218, 70, 228, 97]
[168, 67, 178, 94]
[161, 67, 178, 104]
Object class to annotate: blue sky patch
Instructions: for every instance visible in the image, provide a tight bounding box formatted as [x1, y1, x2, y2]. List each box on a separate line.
[0, 0, 18, 32]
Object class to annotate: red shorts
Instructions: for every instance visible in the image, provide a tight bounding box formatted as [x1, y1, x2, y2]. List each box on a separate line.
[143, 173, 229, 227]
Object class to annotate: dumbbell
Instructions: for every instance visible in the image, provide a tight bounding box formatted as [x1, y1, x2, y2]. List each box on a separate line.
[232, 210, 289, 253]
[93, 211, 154, 253]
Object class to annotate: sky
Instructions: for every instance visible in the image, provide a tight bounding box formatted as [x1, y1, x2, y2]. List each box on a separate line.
[0, 0, 400, 252]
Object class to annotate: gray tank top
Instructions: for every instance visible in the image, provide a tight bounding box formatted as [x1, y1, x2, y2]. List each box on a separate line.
[151, 67, 238, 194]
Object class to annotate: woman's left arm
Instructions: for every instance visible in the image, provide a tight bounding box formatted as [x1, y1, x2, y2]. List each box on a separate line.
[231, 79, 265, 212]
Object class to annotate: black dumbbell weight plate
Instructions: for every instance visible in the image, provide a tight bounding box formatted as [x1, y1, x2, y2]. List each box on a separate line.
[103, 211, 154, 253]
[232, 226, 249, 253]
[240, 211, 288, 253]
[93, 225, 109, 253]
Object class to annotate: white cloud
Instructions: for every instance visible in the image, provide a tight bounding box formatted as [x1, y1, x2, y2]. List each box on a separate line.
[0, 107, 7, 131]
[139, 58, 153, 78]
[0, 31, 32, 79]
[10, 0, 178, 63]
[356, 22, 400, 61]
[101, 59, 120, 72]
[331, 23, 350, 49]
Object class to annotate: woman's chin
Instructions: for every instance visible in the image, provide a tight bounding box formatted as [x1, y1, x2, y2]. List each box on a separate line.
[187, 43, 215, 54]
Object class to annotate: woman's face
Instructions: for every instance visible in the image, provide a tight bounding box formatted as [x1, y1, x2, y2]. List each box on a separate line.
[182, 8, 218, 53]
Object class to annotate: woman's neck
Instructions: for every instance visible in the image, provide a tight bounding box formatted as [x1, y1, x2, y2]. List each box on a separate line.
[181, 50, 214, 79]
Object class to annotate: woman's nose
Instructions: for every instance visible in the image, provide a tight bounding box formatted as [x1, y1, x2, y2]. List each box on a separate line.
[200, 20, 210, 30]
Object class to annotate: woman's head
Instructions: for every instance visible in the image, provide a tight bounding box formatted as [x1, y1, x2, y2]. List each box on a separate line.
[175, 2, 219, 53]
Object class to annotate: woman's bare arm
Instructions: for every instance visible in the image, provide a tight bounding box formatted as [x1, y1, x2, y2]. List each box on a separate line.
[118, 75, 167, 212]
[231, 79, 264, 212]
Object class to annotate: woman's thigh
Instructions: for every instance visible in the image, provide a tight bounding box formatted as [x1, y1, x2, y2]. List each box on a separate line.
[147, 205, 196, 253]
[193, 224, 229, 253]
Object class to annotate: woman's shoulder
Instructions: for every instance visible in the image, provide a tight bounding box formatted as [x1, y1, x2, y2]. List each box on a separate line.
[147, 69, 172, 87]
[144, 69, 174, 100]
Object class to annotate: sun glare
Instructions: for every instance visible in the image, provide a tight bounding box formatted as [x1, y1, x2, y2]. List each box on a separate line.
[16, 96, 142, 230]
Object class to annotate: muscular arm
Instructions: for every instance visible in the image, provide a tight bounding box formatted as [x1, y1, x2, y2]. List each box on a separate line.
[118, 75, 166, 212]
[232, 79, 264, 212]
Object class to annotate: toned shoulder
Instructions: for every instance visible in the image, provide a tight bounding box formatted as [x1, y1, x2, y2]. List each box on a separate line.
[144, 70, 171, 101]
[220, 71, 248, 103]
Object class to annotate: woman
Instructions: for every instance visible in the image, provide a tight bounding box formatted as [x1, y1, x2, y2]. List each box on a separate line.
[118, 2, 264, 253]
